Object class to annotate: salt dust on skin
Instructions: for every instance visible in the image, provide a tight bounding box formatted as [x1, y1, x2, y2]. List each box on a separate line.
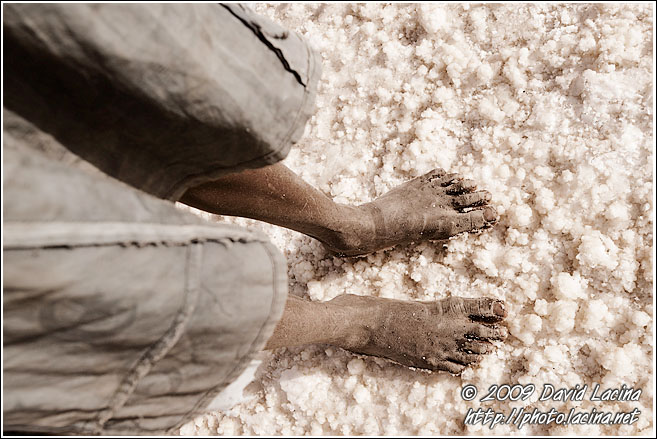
[180, 3, 654, 435]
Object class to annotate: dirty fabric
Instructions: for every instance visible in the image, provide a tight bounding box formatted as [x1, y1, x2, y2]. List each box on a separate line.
[3, 125, 288, 435]
[2, 2, 323, 435]
[2, 2, 321, 200]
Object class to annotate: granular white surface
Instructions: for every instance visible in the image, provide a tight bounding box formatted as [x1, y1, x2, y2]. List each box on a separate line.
[181, 3, 654, 435]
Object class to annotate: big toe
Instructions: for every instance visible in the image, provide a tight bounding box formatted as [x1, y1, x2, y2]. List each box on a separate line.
[464, 297, 507, 322]
[427, 359, 467, 375]
[449, 351, 484, 366]
[421, 168, 447, 182]
[431, 173, 462, 187]
[446, 179, 477, 195]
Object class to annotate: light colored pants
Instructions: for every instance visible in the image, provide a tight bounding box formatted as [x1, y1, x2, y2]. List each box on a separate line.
[3, 3, 320, 435]
[3, 115, 288, 435]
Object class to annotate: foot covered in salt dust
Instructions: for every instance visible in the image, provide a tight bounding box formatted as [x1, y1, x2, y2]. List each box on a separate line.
[331, 294, 508, 374]
[327, 168, 498, 256]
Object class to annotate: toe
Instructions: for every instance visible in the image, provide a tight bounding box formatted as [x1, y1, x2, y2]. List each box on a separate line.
[446, 179, 477, 195]
[449, 351, 484, 365]
[463, 297, 507, 321]
[431, 173, 461, 187]
[432, 360, 467, 375]
[422, 168, 446, 182]
[452, 191, 492, 208]
[466, 323, 508, 341]
[460, 340, 492, 354]
[452, 207, 498, 234]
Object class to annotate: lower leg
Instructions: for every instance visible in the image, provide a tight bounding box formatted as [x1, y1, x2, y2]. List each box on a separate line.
[265, 293, 508, 374]
[264, 294, 370, 351]
[180, 163, 499, 256]
[180, 163, 360, 250]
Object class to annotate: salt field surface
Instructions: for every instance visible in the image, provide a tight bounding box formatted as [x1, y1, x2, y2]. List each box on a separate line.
[181, 3, 654, 435]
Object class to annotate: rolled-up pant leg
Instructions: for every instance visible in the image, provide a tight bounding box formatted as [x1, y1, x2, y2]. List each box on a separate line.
[3, 3, 322, 201]
[3, 140, 288, 435]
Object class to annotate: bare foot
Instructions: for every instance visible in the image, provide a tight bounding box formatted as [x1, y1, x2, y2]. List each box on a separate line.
[326, 168, 498, 256]
[330, 294, 508, 374]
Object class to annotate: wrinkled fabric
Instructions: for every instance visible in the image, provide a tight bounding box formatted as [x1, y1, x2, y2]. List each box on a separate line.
[1, 2, 322, 434]
[3, 140, 288, 435]
[3, 2, 321, 200]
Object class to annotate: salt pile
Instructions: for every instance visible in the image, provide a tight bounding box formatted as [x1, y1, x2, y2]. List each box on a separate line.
[181, 3, 653, 435]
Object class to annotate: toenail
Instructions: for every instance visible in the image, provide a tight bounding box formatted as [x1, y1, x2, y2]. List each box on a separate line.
[493, 301, 506, 317]
[484, 207, 497, 222]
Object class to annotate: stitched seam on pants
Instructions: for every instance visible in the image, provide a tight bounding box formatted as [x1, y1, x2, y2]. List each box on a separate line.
[91, 243, 203, 433]
[221, 3, 306, 87]
[163, 5, 320, 202]
[165, 240, 288, 434]
[3, 221, 270, 249]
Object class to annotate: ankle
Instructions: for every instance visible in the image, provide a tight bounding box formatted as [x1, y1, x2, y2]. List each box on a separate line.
[326, 294, 382, 350]
[319, 205, 373, 255]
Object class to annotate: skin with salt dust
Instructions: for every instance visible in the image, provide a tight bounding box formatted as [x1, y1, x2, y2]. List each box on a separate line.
[181, 3, 654, 436]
